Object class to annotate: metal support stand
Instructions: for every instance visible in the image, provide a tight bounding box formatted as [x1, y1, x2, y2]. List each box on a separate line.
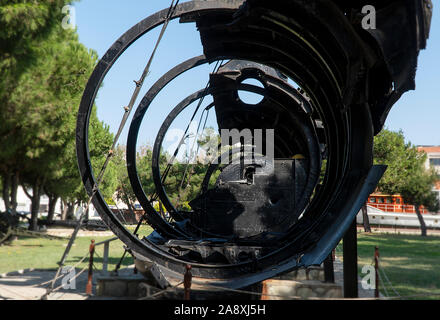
[86, 240, 95, 295]
[324, 250, 335, 283]
[343, 220, 358, 298]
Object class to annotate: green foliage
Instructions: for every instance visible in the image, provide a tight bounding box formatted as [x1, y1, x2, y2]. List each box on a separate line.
[112, 146, 136, 208]
[0, 1, 117, 220]
[374, 129, 414, 195]
[374, 129, 439, 210]
[177, 201, 191, 211]
[112, 142, 221, 212]
[400, 167, 440, 211]
[0, 27, 99, 198]
[0, 0, 72, 95]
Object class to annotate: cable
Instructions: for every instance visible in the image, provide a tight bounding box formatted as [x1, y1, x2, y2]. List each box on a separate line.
[377, 258, 401, 297]
[30, 251, 90, 288]
[47, 266, 89, 296]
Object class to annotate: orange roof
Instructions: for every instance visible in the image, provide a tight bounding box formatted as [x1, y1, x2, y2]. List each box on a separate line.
[418, 146, 440, 153]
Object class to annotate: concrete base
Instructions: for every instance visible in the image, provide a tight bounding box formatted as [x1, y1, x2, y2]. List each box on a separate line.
[261, 279, 342, 300]
[96, 275, 150, 298]
[96, 264, 341, 300]
[260, 265, 343, 300]
[276, 266, 325, 282]
[96, 275, 262, 300]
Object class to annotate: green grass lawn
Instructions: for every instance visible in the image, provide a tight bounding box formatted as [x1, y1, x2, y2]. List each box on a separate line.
[0, 225, 153, 274]
[354, 233, 440, 300]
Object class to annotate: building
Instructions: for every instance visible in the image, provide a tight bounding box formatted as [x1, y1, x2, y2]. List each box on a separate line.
[418, 146, 440, 173]
[0, 186, 62, 216]
[418, 146, 440, 207]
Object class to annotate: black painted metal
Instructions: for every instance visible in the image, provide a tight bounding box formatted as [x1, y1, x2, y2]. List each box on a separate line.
[324, 253, 335, 283]
[343, 220, 358, 298]
[76, 0, 430, 288]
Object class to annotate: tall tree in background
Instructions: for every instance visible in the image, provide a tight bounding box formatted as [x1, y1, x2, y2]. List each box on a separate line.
[10, 28, 99, 229]
[0, 0, 70, 93]
[43, 107, 115, 222]
[0, 1, 117, 229]
[113, 142, 221, 215]
[400, 161, 439, 236]
[113, 146, 138, 216]
[0, 0, 71, 216]
[374, 129, 439, 236]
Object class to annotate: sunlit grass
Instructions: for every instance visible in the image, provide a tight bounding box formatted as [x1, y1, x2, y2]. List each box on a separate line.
[0, 225, 153, 274]
[354, 233, 440, 300]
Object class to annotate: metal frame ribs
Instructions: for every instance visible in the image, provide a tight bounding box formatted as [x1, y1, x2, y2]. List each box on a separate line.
[76, 0, 432, 289]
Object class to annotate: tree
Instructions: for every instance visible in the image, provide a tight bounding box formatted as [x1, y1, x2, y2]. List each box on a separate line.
[374, 129, 439, 236]
[374, 129, 410, 195]
[52, 107, 116, 222]
[400, 165, 439, 236]
[113, 146, 138, 216]
[0, 4, 118, 229]
[0, 0, 71, 216]
[0, 0, 70, 94]
[0, 1, 132, 228]
[3, 26, 99, 229]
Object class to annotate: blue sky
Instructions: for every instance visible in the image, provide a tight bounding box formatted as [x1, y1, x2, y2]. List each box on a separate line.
[73, 0, 440, 148]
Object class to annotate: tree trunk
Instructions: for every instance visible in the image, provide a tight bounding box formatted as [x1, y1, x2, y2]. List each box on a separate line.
[10, 173, 18, 215]
[47, 195, 58, 222]
[29, 183, 41, 231]
[85, 205, 89, 220]
[2, 175, 11, 211]
[362, 203, 371, 233]
[126, 201, 137, 224]
[159, 201, 165, 219]
[127, 201, 135, 216]
[415, 205, 427, 237]
[61, 199, 68, 220]
[66, 202, 75, 220]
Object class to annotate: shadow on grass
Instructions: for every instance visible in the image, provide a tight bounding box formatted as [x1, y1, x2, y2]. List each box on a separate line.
[356, 233, 440, 299]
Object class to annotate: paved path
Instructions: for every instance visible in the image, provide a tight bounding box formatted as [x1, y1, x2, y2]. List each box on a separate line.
[0, 269, 91, 300]
[0, 267, 137, 300]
